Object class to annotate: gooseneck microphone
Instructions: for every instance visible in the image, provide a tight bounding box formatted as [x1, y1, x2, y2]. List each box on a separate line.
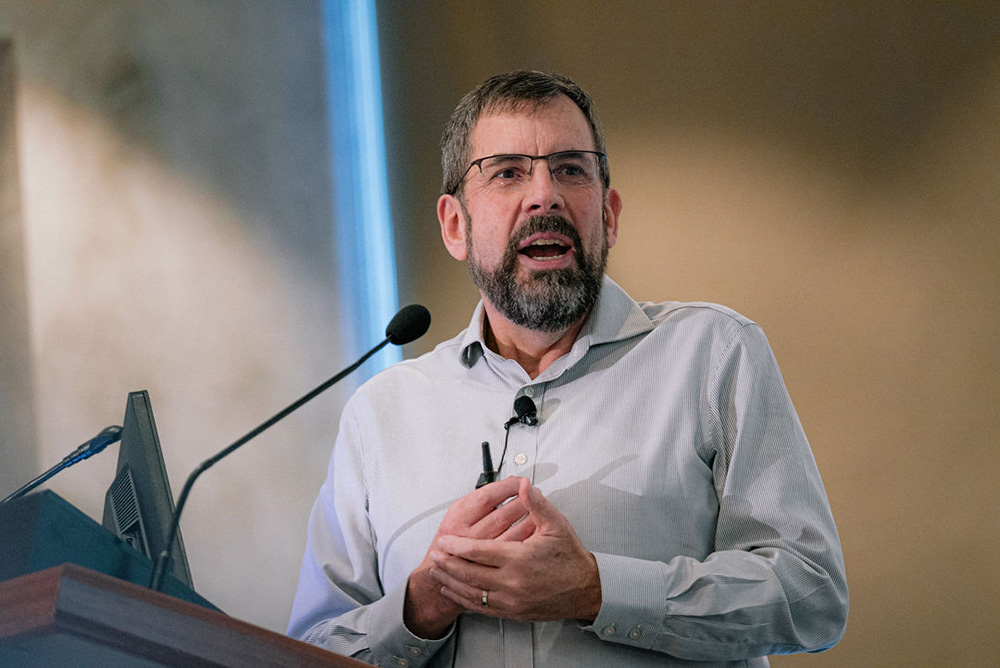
[384, 304, 433, 346]
[149, 304, 431, 591]
[1, 426, 123, 505]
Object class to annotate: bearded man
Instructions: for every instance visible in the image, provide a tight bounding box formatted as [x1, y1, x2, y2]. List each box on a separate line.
[288, 70, 848, 668]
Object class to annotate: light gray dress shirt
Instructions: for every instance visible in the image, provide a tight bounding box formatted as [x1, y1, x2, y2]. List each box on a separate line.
[287, 277, 848, 667]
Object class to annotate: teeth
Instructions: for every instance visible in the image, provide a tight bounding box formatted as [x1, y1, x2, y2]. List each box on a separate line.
[530, 239, 563, 246]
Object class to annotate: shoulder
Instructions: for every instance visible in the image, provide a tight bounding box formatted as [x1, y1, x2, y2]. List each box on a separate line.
[349, 327, 470, 406]
[640, 299, 758, 340]
[643, 299, 753, 325]
[630, 300, 778, 380]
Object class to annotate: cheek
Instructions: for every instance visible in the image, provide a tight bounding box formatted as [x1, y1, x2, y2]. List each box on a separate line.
[468, 215, 515, 256]
[580, 209, 610, 246]
[466, 226, 504, 266]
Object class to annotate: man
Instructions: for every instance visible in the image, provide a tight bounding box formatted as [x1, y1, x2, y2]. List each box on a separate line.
[288, 71, 848, 667]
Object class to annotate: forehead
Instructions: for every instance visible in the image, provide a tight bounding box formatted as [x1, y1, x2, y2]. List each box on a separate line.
[469, 95, 594, 157]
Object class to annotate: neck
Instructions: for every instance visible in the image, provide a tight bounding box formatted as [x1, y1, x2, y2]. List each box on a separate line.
[481, 302, 588, 379]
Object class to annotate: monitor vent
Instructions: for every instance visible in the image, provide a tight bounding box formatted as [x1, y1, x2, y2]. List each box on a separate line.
[107, 465, 150, 557]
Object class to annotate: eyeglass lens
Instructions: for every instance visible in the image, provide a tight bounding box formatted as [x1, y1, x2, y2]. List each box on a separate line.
[476, 151, 601, 188]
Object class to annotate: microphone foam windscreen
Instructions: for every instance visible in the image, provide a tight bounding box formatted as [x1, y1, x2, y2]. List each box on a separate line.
[386, 304, 431, 345]
[514, 395, 538, 424]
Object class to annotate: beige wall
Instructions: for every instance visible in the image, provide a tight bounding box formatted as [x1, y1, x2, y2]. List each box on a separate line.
[1, 2, 997, 665]
[380, 2, 999, 666]
[0, 38, 37, 487]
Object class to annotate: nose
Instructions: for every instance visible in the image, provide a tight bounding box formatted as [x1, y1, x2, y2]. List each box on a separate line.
[522, 160, 565, 214]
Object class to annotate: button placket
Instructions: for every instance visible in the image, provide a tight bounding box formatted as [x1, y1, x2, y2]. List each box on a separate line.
[509, 384, 542, 478]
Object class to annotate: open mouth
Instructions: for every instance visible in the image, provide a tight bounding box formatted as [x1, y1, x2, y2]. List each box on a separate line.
[518, 237, 573, 261]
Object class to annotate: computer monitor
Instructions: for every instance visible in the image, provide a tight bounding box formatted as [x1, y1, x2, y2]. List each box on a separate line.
[102, 390, 193, 587]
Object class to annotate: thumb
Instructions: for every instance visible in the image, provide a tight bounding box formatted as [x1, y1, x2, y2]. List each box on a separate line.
[518, 479, 565, 532]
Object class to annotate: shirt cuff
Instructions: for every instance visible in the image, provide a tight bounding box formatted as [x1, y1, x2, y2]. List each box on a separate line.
[367, 581, 454, 668]
[587, 551, 669, 650]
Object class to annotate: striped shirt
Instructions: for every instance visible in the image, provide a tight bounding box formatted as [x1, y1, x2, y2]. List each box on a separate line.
[287, 276, 848, 667]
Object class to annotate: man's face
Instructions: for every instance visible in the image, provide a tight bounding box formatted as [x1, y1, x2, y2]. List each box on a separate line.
[440, 95, 621, 332]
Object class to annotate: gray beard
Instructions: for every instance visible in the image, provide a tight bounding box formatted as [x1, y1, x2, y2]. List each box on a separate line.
[466, 214, 607, 333]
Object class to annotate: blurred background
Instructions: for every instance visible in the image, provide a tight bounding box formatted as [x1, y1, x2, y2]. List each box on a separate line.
[1, 2, 997, 666]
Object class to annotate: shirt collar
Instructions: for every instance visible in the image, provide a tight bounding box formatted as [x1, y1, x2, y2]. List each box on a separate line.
[458, 275, 654, 369]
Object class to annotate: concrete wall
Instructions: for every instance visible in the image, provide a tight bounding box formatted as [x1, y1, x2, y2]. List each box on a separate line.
[1, 38, 38, 495]
[1, 2, 998, 665]
[0, 0, 345, 633]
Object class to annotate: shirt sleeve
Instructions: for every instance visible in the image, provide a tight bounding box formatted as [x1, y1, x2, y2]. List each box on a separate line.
[589, 322, 849, 661]
[286, 403, 454, 667]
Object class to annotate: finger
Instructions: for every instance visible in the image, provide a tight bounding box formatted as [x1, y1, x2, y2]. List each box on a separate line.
[437, 478, 523, 537]
[430, 548, 499, 586]
[439, 584, 494, 614]
[498, 515, 536, 542]
[453, 477, 525, 526]
[519, 481, 568, 533]
[436, 535, 514, 568]
[469, 495, 529, 539]
[429, 553, 503, 611]
[429, 559, 492, 599]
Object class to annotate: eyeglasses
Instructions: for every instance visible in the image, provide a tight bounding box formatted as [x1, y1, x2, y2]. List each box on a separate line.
[448, 150, 607, 195]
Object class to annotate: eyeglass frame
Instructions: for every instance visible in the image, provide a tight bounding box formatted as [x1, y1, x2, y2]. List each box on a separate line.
[446, 150, 608, 196]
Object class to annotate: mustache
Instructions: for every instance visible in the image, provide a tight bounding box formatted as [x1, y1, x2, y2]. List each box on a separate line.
[507, 215, 583, 254]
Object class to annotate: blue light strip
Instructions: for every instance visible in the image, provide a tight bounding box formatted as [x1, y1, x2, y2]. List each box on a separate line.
[322, 0, 400, 374]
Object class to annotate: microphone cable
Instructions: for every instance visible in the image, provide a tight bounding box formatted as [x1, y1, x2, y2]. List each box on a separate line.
[478, 395, 539, 487]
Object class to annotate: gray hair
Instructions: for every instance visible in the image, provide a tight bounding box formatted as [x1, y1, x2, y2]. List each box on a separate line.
[440, 70, 610, 196]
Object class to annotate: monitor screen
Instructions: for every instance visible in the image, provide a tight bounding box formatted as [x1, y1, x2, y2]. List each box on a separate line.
[102, 390, 193, 587]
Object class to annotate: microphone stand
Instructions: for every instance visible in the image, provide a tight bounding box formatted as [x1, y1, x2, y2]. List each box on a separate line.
[149, 336, 392, 591]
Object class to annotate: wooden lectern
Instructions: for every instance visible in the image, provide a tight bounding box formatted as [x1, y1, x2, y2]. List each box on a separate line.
[0, 563, 366, 667]
[0, 491, 365, 667]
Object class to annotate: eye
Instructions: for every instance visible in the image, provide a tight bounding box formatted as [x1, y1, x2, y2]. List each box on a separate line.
[550, 153, 596, 182]
[494, 166, 525, 180]
[482, 156, 529, 184]
[553, 163, 586, 177]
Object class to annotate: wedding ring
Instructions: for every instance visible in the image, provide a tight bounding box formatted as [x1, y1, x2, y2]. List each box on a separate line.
[481, 589, 489, 607]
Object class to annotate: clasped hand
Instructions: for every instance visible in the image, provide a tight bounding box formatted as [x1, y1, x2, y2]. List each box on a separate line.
[404, 477, 600, 639]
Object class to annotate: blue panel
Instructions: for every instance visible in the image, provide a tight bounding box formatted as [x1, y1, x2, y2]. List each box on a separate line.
[322, 0, 400, 377]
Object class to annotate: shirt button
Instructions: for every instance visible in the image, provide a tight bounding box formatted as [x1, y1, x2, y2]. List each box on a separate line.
[514, 453, 528, 466]
[628, 626, 643, 640]
[406, 646, 421, 655]
[601, 624, 616, 636]
[523, 386, 534, 397]
[396, 659, 409, 668]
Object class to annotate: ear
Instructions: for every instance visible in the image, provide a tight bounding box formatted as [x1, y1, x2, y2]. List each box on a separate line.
[603, 187, 622, 249]
[438, 194, 469, 261]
